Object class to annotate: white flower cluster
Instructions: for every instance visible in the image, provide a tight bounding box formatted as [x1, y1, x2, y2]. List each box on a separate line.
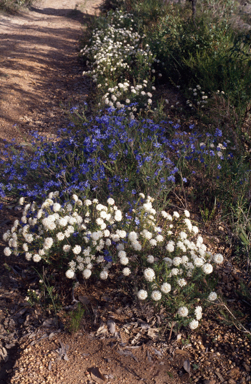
[176, 305, 202, 330]
[130, 198, 223, 330]
[3, 192, 223, 331]
[186, 84, 209, 109]
[80, 10, 157, 116]
[102, 81, 154, 115]
[3, 193, 123, 280]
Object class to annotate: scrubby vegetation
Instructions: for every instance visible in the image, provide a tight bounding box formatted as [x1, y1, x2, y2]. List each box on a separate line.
[0, 0, 32, 13]
[1, 0, 251, 333]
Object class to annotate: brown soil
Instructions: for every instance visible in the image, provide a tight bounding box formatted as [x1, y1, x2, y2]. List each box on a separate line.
[0, 0, 100, 149]
[0, 1, 251, 384]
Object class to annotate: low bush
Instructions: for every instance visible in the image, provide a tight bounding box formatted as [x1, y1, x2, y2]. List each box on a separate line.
[0, 0, 32, 12]
[3, 192, 224, 329]
[146, 4, 251, 120]
[0, 108, 240, 213]
[80, 10, 157, 116]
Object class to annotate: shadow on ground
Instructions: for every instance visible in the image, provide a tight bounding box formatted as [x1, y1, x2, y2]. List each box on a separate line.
[0, 2, 100, 380]
[0, 3, 97, 142]
[29, 5, 92, 22]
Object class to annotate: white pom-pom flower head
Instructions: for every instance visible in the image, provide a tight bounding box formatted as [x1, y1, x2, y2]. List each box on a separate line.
[178, 306, 189, 317]
[147, 255, 155, 264]
[189, 319, 199, 330]
[66, 269, 75, 279]
[213, 253, 224, 264]
[166, 242, 174, 253]
[122, 267, 131, 276]
[184, 210, 190, 218]
[137, 289, 148, 300]
[161, 283, 171, 294]
[208, 292, 217, 301]
[83, 269, 92, 279]
[151, 290, 162, 301]
[100, 270, 109, 280]
[202, 263, 213, 274]
[195, 306, 203, 320]
[4, 247, 12, 257]
[2, 192, 224, 330]
[53, 203, 61, 212]
[33, 254, 41, 263]
[144, 268, 155, 282]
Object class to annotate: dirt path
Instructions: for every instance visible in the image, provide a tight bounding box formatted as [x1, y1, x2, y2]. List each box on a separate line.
[0, 0, 100, 149]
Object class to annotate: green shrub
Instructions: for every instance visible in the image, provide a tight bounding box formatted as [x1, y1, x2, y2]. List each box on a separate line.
[146, 4, 251, 119]
[0, 0, 32, 12]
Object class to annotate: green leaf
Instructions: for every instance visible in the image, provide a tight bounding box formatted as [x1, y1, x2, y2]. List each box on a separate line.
[240, 231, 249, 246]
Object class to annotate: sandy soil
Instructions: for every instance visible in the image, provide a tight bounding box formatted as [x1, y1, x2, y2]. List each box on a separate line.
[0, 0, 100, 149]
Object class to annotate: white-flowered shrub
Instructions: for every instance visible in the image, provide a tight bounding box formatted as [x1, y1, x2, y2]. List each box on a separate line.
[81, 9, 157, 114]
[3, 192, 223, 330]
[185, 85, 210, 109]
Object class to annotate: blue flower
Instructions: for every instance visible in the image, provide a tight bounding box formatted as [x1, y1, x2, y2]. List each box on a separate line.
[104, 250, 112, 262]
[215, 128, 222, 137]
[168, 175, 175, 183]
